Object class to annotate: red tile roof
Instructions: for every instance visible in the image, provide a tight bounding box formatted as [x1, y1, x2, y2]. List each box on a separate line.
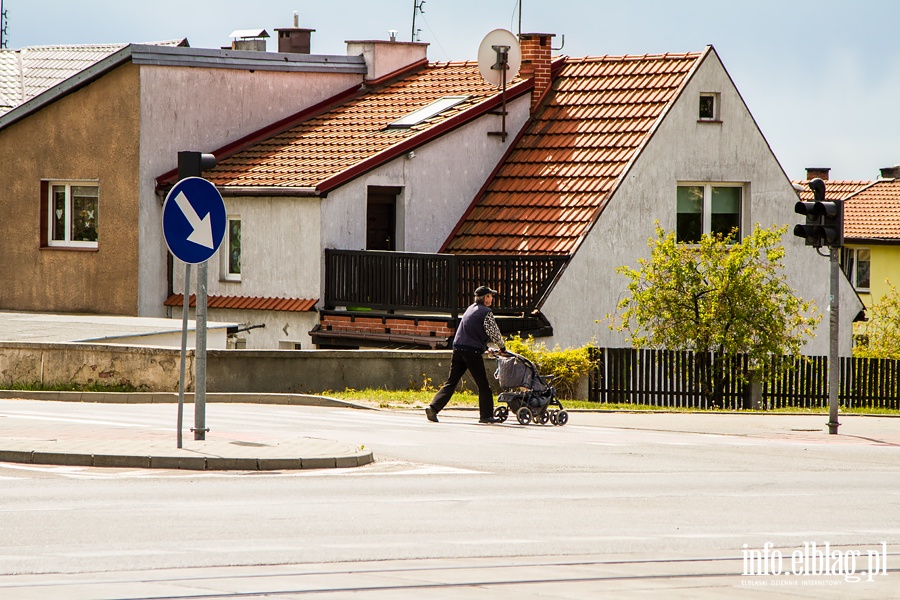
[841, 179, 900, 241]
[164, 295, 317, 312]
[792, 179, 873, 202]
[202, 62, 528, 193]
[443, 51, 705, 255]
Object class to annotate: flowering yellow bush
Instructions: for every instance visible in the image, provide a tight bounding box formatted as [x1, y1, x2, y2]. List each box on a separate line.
[504, 335, 598, 399]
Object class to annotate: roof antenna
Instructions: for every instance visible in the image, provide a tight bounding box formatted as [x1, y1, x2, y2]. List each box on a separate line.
[518, 0, 522, 38]
[411, 0, 425, 42]
[0, 0, 8, 49]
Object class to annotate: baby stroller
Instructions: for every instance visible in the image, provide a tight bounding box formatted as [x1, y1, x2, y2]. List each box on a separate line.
[491, 351, 569, 426]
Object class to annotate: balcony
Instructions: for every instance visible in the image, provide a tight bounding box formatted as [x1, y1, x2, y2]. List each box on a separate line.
[312, 249, 569, 348]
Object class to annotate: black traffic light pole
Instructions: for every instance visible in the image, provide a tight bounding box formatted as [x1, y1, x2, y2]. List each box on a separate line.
[793, 178, 841, 434]
[828, 244, 839, 434]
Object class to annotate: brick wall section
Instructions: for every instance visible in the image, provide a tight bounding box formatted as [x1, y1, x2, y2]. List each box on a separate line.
[519, 33, 554, 113]
[321, 314, 454, 339]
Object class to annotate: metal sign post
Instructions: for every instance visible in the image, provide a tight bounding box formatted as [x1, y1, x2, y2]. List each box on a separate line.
[163, 153, 222, 447]
[176, 264, 191, 449]
[194, 260, 209, 440]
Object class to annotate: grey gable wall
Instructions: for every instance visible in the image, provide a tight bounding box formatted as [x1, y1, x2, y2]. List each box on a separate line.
[138, 66, 363, 318]
[541, 48, 861, 356]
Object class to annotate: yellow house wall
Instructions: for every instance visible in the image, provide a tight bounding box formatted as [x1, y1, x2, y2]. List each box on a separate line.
[0, 64, 141, 314]
[849, 242, 900, 337]
[867, 245, 900, 301]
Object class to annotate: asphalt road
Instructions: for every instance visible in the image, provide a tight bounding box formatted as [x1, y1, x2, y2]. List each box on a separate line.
[1, 400, 899, 598]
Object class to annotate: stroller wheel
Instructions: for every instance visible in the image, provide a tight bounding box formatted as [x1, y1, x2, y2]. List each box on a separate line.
[538, 410, 550, 425]
[549, 411, 558, 425]
[494, 406, 509, 422]
[556, 410, 569, 426]
[516, 406, 533, 426]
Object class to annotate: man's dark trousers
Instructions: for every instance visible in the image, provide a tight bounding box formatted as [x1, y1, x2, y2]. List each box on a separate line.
[430, 349, 494, 420]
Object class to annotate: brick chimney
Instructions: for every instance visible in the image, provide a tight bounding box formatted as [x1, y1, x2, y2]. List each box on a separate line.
[880, 165, 900, 179]
[805, 167, 830, 181]
[275, 12, 314, 54]
[519, 33, 555, 113]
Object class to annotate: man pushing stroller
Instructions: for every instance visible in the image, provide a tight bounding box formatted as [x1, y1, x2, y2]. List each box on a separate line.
[426, 285, 506, 424]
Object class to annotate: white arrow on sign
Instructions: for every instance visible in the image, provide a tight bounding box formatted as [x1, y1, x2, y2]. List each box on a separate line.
[174, 191, 214, 249]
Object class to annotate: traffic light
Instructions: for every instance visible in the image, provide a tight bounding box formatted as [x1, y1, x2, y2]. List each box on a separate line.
[793, 178, 843, 248]
[177, 151, 218, 180]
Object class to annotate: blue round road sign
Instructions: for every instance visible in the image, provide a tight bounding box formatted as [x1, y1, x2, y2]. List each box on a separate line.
[162, 177, 226, 264]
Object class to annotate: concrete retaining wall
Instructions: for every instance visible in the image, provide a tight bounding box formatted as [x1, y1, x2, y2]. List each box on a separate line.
[204, 349, 484, 394]
[0, 342, 188, 391]
[0, 343, 493, 394]
[0, 343, 590, 397]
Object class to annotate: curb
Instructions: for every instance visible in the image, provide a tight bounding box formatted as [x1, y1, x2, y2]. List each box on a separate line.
[0, 448, 374, 471]
[0, 390, 374, 410]
[0, 394, 376, 471]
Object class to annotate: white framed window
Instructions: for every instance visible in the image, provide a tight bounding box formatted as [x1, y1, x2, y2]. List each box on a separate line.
[699, 93, 720, 121]
[842, 247, 871, 292]
[676, 183, 743, 243]
[47, 181, 99, 248]
[222, 216, 241, 281]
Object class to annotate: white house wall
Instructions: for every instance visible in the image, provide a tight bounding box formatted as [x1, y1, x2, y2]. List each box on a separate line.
[138, 66, 362, 318]
[176, 306, 319, 350]
[320, 94, 531, 253]
[542, 50, 861, 357]
[171, 195, 322, 349]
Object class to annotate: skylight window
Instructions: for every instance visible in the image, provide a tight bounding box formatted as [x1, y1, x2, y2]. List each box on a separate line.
[387, 96, 470, 129]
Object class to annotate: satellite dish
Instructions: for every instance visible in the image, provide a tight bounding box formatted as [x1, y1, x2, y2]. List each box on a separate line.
[477, 29, 521, 88]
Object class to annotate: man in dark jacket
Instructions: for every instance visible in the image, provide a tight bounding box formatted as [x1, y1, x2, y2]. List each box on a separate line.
[426, 285, 506, 424]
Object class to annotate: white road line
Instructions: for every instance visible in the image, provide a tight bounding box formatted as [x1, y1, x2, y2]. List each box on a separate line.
[0, 412, 144, 428]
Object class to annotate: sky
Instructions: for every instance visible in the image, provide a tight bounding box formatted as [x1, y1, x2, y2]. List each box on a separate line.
[3, 0, 898, 181]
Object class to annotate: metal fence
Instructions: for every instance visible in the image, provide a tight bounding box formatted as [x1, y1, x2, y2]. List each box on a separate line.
[589, 348, 900, 410]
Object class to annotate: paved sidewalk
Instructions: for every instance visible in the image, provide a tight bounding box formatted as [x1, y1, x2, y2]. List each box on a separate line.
[586, 411, 900, 446]
[0, 394, 373, 471]
[3, 394, 897, 471]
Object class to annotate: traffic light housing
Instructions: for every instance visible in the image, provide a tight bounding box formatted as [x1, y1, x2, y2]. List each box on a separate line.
[177, 151, 218, 180]
[793, 178, 843, 248]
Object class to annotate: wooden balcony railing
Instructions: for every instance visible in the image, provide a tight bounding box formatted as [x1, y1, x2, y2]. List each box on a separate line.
[324, 249, 568, 318]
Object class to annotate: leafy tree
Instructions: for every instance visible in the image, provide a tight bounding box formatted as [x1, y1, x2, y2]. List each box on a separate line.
[609, 224, 821, 406]
[854, 280, 900, 359]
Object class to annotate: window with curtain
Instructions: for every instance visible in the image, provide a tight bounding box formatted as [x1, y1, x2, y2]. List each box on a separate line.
[48, 182, 99, 248]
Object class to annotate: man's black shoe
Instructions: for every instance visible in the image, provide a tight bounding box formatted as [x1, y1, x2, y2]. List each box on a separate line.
[425, 407, 439, 422]
[478, 417, 501, 424]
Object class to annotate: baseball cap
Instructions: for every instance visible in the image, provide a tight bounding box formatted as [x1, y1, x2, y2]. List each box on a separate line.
[474, 286, 498, 297]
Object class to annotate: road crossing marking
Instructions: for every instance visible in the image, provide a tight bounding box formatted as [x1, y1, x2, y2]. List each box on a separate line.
[0, 460, 483, 480]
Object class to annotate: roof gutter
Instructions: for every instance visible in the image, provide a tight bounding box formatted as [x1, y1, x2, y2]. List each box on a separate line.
[129, 44, 367, 74]
[155, 185, 321, 199]
[217, 186, 321, 197]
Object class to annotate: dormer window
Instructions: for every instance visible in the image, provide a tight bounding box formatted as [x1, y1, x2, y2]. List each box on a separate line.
[699, 93, 720, 121]
[387, 96, 469, 129]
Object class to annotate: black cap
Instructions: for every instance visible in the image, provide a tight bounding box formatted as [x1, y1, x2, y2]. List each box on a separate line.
[474, 286, 498, 297]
